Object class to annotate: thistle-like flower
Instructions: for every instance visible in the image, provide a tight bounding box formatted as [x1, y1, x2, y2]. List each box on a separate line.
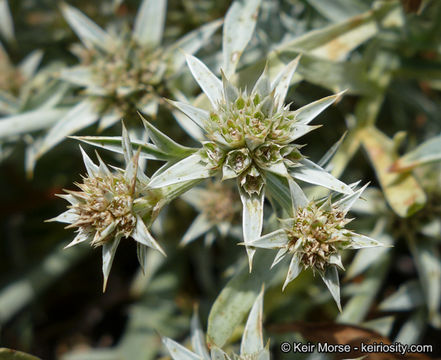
[180, 180, 241, 246]
[48, 126, 166, 291]
[246, 183, 386, 310]
[163, 288, 269, 360]
[149, 55, 352, 268]
[27, 0, 221, 171]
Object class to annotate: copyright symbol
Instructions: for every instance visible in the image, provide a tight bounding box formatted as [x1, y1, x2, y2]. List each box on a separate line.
[280, 342, 291, 353]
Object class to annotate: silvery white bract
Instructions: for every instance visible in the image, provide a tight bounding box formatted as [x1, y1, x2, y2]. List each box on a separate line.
[48, 124, 167, 291]
[247, 183, 387, 311]
[180, 181, 242, 246]
[162, 288, 269, 360]
[26, 0, 221, 173]
[148, 0, 353, 270]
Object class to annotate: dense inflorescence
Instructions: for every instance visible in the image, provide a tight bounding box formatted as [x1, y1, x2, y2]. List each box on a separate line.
[66, 171, 137, 247]
[285, 202, 351, 272]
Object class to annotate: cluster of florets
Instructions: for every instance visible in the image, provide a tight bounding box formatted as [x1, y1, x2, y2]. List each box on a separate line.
[82, 38, 162, 94]
[66, 171, 138, 247]
[201, 91, 303, 196]
[284, 202, 351, 272]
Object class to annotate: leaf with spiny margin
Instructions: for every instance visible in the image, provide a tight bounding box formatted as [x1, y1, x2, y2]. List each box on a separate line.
[61, 3, 112, 51]
[222, 0, 262, 77]
[186, 54, 223, 108]
[390, 134, 441, 172]
[140, 115, 196, 158]
[148, 153, 216, 188]
[133, 0, 166, 48]
[360, 126, 426, 217]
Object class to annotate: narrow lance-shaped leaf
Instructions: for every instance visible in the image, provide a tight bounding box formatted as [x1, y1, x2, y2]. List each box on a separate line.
[102, 237, 120, 292]
[73, 135, 177, 161]
[18, 50, 43, 80]
[390, 134, 441, 172]
[294, 91, 345, 125]
[0, 0, 14, 42]
[148, 153, 216, 188]
[140, 115, 195, 158]
[167, 99, 209, 131]
[0, 108, 67, 139]
[282, 253, 303, 291]
[181, 214, 213, 246]
[240, 287, 264, 356]
[289, 159, 353, 195]
[321, 266, 341, 312]
[132, 215, 166, 257]
[207, 251, 276, 348]
[246, 229, 288, 250]
[186, 54, 223, 108]
[222, 0, 262, 77]
[33, 100, 99, 161]
[191, 312, 210, 360]
[133, 0, 166, 48]
[162, 337, 202, 360]
[271, 56, 300, 111]
[239, 188, 265, 271]
[61, 3, 112, 51]
[166, 19, 223, 73]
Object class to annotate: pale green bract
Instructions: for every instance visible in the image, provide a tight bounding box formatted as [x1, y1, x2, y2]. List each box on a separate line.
[247, 183, 387, 310]
[163, 288, 269, 360]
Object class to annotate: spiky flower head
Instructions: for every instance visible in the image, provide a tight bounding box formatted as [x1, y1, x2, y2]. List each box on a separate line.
[151, 54, 352, 269]
[162, 288, 269, 360]
[27, 0, 221, 172]
[48, 125, 166, 291]
[247, 184, 387, 310]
